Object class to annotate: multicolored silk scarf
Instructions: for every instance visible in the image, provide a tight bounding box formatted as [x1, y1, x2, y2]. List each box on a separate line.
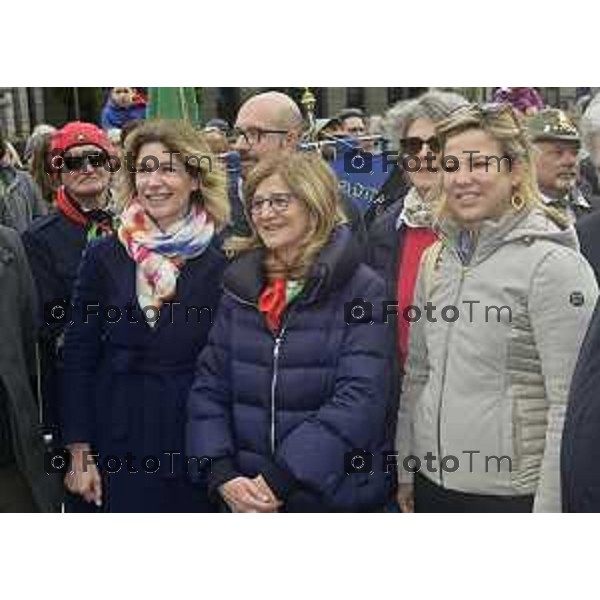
[118, 199, 215, 314]
[398, 186, 434, 229]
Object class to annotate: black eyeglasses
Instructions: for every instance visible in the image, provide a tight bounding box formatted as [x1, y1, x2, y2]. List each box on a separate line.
[228, 127, 289, 148]
[400, 136, 441, 155]
[248, 192, 294, 215]
[62, 152, 108, 171]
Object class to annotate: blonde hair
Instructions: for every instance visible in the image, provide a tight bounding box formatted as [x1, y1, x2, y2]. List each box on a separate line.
[224, 151, 347, 280]
[117, 119, 230, 231]
[433, 103, 568, 227]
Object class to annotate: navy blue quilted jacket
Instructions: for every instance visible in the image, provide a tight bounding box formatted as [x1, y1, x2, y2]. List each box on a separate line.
[187, 225, 394, 511]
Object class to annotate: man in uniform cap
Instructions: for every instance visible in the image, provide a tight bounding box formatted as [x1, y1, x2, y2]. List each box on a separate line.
[527, 108, 591, 222]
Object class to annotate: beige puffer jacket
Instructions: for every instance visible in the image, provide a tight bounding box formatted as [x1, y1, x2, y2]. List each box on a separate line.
[396, 207, 598, 512]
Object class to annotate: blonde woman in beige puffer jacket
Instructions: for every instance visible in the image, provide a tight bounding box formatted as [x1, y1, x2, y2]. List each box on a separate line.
[396, 104, 598, 513]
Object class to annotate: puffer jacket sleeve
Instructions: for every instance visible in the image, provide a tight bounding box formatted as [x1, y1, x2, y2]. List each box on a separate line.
[187, 294, 240, 491]
[395, 248, 431, 485]
[61, 243, 106, 445]
[529, 247, 598, 512]
[271, 270, 392, 500]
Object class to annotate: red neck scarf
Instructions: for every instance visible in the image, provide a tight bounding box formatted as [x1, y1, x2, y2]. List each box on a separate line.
[259, 278, 287, 334]
[54, 186, 114, 238]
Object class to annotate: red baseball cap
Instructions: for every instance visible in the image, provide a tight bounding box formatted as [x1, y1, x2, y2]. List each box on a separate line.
[51, 121, 113, 155]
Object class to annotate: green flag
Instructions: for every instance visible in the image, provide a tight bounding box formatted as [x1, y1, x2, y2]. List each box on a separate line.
[147, 87, 201, 125]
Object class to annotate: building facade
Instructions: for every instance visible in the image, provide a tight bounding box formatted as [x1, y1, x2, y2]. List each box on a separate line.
[0, 87, 588, 139]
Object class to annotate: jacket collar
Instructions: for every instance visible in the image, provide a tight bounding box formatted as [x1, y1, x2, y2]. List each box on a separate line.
[437, 208, 538, 266]
[222, 225, 360, 306]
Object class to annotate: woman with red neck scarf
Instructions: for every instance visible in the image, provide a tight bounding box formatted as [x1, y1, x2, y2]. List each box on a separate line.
[188, 152, 393, 512]
[22, 122, 115, 509]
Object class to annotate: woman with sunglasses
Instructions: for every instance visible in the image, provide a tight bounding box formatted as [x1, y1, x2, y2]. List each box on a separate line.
[397, 103, 597, 512]
[22, 122, 116, 512]
[365, 91, 468, 511]
[187, 151, 393, 512]
[60, 120, 229, 512]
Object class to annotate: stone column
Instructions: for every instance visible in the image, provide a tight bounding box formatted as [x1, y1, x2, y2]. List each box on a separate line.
[13, 88, 31, 136]
[364, 87, 388, 116]
[201, 87, 219, 122]
[0, 88, 16, 137]
[323, 88, 347, 117]
[31, 87, 46, 124]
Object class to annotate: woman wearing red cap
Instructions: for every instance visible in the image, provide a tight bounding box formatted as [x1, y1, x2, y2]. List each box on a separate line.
[60, 120, 229, 512]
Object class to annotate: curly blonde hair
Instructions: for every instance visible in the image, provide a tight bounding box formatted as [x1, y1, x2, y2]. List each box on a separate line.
[116, 119, 230, 231]
[224, 151, 347, 280]
[433, 103, 568, 227]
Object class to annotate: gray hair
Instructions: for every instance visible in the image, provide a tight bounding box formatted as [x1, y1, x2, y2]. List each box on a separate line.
[384, 90, 469, 150]
[580, 94, 600, 155]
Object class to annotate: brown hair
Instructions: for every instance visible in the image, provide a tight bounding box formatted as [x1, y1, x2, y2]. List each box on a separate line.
[225, 151, 347, 280]
[117, 119, 230, 230]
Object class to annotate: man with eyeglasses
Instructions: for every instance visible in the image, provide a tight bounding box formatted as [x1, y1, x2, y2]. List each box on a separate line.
[228, 91, 366, 244]
[22, 122, 115, 512]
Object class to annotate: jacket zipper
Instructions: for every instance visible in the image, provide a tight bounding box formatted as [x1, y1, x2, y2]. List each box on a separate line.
[223, 287, 297, 455]
[270, 328, 286, 454]
[436, 260, 468, 487]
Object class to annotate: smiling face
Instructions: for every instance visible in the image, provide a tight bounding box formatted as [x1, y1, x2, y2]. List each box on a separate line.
[250, 173, 311, 262]
[443, 128, 518, 228]
[134, 141, 199, 230]
[60, 143, 111, 206]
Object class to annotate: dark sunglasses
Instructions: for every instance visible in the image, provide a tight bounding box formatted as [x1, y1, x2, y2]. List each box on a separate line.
[63, 152, 108, 171]
[400, 136, 441, 155]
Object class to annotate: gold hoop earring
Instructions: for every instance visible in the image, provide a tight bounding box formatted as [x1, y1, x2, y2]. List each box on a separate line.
[511, 194, 525, 212]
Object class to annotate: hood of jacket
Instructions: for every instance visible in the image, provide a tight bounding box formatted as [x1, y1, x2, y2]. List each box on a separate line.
[222, 224, 361, 306]
[436, 206, 579, 266]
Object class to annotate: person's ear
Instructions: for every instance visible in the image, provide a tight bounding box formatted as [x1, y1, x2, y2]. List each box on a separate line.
[510, 159, 524, 189]
[285, 130, 300, 150]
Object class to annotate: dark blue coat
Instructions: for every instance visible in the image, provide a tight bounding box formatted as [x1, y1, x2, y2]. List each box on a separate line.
[561, 296, 600, 512]
[187, 226, 394, 512]
[100, 99, 146, 130]
[577, 210, 600, 285]
[365, 197, 407, 449]
[61, 236, 227, 512]
[22, 212, 91, 435]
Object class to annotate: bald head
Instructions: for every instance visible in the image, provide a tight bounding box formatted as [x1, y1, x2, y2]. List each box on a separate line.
[234, 91, 305, 178]
[238, 91, 304, 133]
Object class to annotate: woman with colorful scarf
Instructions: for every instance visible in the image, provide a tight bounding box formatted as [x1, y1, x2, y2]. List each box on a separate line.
[187, 152, 393, 512]
[60, 120, 230, 512]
